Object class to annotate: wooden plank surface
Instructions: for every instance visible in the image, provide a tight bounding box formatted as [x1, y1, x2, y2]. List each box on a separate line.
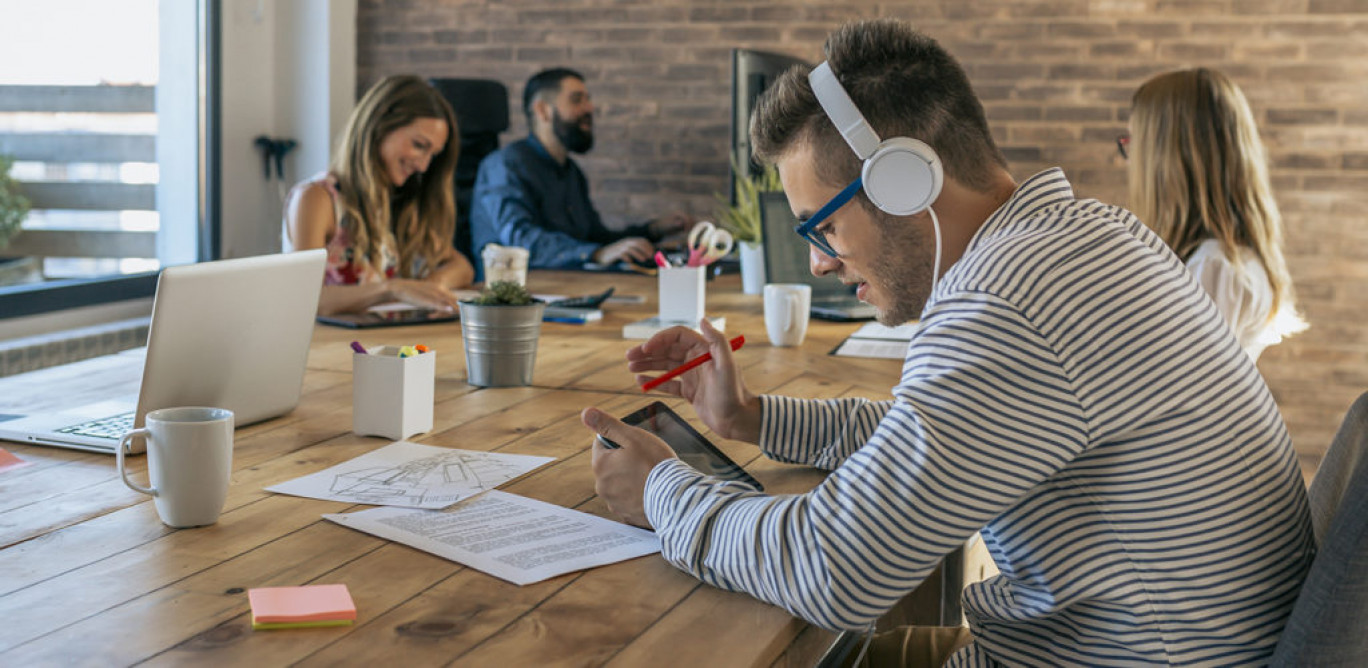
[0, 85, 156, 113]
[20, 182, 157, 212]
[0, 271, 907, 666]
[0, 132, 156, 163]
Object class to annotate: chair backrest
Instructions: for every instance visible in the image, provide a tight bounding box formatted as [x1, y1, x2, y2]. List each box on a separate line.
[428, 78, 511, 265]
[1269, 390, 1368, 666]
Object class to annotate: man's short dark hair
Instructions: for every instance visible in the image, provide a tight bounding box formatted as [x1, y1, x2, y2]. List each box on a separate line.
[523, 67, 585, 124]
[751, 19, 1006, 194]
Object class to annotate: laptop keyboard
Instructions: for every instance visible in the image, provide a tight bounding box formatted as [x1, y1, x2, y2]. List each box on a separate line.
[57, 412, 136, 440]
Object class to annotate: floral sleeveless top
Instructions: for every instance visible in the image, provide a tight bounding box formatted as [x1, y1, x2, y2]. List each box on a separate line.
[282, 173, 400, 285]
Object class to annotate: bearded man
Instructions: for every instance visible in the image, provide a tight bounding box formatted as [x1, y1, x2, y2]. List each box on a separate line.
[470, 68, 691, 278]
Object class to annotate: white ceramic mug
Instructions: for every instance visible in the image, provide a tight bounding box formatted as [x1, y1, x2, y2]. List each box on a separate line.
[764, 283, 812, 347]
[117, 407, 234, 528]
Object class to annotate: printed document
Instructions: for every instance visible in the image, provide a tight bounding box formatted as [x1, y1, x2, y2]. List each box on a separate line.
[324, 491, 660, 585]
[831, 321, 919, 359]
[266, 441, 554, 509]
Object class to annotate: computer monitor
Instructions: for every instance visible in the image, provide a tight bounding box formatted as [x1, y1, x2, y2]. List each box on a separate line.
[730, 48, 810, 203]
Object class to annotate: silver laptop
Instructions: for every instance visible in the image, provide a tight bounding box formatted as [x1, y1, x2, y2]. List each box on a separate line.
[759, 191, 876, 321]
[0, 249, 326, 454]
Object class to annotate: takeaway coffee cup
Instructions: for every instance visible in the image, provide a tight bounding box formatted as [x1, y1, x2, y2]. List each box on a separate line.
[482, 243, 530, 286]
[763, 283, 812, 347]
[117, 407, 233, 528]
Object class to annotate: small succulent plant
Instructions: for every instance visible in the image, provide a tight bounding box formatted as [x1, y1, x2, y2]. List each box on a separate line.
[467, 281, 535, 306]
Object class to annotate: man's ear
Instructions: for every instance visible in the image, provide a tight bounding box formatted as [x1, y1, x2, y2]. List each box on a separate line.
[531, 97, 552, 127]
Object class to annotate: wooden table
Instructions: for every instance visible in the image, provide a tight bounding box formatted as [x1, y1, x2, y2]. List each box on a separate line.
[0, 271, 912, 666]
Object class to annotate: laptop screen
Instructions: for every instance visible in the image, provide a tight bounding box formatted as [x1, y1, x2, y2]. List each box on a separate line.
[759, 191, 857, 299]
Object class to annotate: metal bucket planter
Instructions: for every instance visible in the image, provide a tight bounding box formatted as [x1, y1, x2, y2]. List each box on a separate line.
[458, 300, 545, 387]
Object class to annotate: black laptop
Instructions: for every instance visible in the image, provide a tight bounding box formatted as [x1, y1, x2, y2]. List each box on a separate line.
[759, 191, 876, 321]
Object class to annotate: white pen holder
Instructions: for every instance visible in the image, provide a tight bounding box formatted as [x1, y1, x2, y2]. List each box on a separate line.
[658, 265, 706, 324]
[352, 346, 435, 440]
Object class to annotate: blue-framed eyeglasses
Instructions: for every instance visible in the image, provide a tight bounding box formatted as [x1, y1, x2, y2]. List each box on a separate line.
[794, 177, 862, 258]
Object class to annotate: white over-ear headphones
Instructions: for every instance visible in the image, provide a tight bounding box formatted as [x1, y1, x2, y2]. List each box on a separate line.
[808, 61, 943, 216]
[808, 60, 946, 285]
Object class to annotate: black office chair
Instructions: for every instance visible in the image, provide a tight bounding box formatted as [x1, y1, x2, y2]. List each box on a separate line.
[1269, 390, 1368, 665]
[428, 78, 511, 265]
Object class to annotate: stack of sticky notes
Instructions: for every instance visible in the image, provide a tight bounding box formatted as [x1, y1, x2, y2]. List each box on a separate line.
[247, 584, 357, 630]
[0, 448, 32, 474]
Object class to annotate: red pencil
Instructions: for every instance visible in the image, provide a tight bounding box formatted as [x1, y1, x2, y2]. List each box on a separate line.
[641, 335, 745, 392]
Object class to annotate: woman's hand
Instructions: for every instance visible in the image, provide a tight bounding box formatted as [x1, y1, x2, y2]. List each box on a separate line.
[385, 279, 461, 311]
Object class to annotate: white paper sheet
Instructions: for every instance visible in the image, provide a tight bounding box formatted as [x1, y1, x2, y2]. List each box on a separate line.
[323, 490, 660, 585]
[266, 441, 555, 509]
[850, 322, 920, 340]
[831, 321, 920, 359]
[832, 338, 911, 359]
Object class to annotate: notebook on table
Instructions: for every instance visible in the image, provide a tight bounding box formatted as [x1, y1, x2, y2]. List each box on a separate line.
[0, 249, 326, 455]
[758, 191, 876, 321]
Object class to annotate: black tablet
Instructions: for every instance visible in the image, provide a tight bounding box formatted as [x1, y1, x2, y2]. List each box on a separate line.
[316, 308, 459, 329]
[604, 401, 763, 490]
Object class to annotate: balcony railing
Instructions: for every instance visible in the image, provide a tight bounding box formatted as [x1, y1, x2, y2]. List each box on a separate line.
[0, 84, 158, 277]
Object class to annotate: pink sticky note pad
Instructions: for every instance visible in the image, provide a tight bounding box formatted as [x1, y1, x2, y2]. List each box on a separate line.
[0, 448, 32, 474]
[248, 584, 357, 623]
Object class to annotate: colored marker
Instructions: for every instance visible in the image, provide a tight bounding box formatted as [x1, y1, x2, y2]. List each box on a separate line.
[641, 335, 745, 392]
[415, 344, 431, 353]
[654, 250, 669, 268]
[350, 341, 368, 354]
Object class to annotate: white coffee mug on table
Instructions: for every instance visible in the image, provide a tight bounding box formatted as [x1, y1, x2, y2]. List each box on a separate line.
[117, 406, 234, 528]
[764, 283, 812, 347]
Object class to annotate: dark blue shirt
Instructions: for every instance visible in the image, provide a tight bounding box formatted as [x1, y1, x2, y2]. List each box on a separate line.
[470, 135, 652, 279]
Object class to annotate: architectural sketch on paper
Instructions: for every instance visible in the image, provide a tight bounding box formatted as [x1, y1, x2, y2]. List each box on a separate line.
[328, 450, 535, 506]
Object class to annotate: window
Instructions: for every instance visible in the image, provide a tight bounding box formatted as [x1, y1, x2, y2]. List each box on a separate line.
[0, 0, 219, 319]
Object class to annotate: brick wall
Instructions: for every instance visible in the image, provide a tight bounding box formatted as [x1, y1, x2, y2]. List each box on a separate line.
[358, 0, 1368, 455]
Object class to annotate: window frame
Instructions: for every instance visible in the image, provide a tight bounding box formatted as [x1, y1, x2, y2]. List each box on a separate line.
[0, 0, 221, 321]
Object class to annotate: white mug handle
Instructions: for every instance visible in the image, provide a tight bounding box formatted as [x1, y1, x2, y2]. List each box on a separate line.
[784, 293, 798, 333]
[117, 428, 157, 496]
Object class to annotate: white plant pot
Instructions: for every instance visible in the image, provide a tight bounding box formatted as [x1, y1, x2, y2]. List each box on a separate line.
[739, 241, 765, 295]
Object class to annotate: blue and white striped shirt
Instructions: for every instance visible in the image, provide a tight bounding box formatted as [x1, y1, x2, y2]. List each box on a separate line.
[642, 169, 1314, 666]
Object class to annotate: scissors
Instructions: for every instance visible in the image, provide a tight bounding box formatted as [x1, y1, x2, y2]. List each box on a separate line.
[686, 221, 734, 267]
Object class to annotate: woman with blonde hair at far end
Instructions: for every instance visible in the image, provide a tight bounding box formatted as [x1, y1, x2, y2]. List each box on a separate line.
[1126, 67, 1307, 361]
[284, 74, 474, 315]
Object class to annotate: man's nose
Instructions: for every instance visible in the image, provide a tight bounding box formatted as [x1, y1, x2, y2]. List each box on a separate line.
[810, 245, 840, 277]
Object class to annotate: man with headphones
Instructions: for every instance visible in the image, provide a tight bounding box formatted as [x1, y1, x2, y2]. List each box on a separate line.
[582, 19, 1311, 666]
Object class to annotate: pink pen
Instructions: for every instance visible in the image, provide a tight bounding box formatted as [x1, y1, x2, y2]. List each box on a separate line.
[654, 250, 669, 268]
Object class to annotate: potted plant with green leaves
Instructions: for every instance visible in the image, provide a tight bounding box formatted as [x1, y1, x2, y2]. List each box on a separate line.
[715, 161, 782, 294]
[458, 281, 546, 387]
[0, 154, 36, 286]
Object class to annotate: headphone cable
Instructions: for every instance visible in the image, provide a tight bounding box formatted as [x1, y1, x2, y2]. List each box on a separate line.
[928, 206, 943, 288]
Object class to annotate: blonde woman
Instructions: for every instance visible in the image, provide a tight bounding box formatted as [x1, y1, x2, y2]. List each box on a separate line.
[284, 75, 474, 315]
[1127, 67, 1306, 360]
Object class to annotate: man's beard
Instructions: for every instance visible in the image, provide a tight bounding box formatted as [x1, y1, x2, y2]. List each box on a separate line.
[868, 210, 937, 326]
[552, 109, 594, 154]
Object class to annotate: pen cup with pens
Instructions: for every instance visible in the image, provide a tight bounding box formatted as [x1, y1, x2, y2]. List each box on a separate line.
[653, 221, 731, 324]
[351, 343, 435, 440]
[658, 265, 705, 324]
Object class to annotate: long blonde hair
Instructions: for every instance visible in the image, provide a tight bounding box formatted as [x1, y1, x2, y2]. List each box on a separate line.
[1128, 68, 1301, 328]
[332, 75, 459, 278]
